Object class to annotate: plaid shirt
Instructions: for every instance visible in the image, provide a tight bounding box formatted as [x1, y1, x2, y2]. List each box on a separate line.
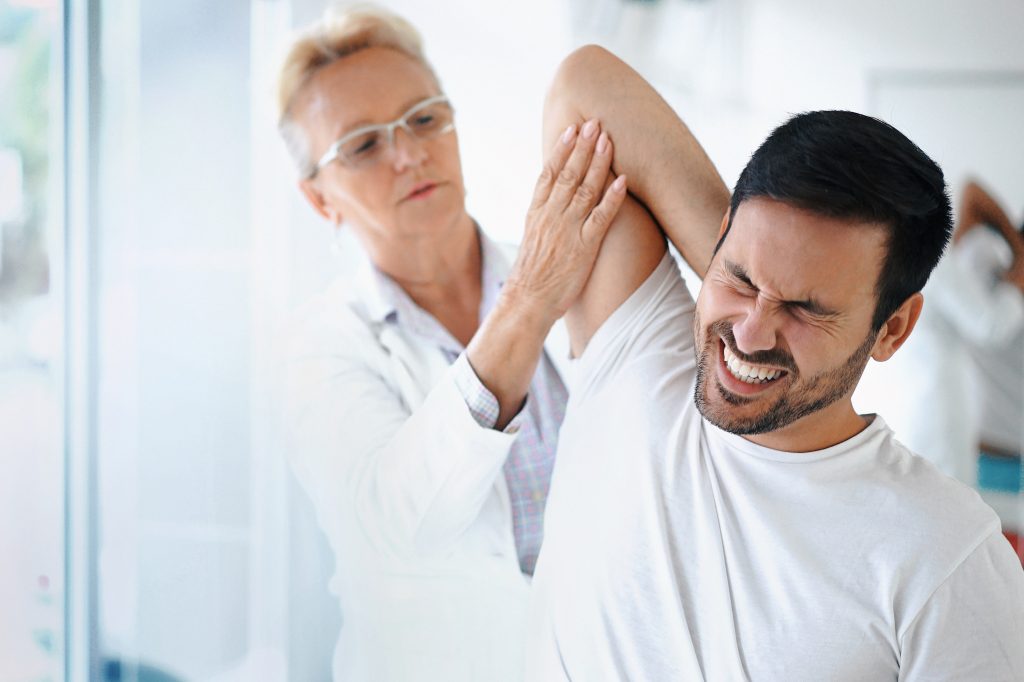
[371, 235, 567, 575]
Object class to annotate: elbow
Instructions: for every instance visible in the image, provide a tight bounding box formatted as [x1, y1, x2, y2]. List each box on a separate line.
[544, 44, 617, 122]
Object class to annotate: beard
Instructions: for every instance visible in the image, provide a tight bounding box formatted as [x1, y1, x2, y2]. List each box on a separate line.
[693, 313, 876, 436]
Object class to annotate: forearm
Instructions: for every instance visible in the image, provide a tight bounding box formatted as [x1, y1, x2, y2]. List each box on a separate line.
[466, 293, 553, 429]
[545, 44, 730, 277]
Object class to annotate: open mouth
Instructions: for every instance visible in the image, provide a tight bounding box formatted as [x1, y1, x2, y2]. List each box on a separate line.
[717, 339, 789, 392]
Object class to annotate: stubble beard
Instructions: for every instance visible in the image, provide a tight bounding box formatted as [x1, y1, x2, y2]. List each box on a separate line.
[692, 313, 876, 436]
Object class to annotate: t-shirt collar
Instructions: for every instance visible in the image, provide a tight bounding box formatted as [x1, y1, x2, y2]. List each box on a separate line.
[706, 413, 888, 464]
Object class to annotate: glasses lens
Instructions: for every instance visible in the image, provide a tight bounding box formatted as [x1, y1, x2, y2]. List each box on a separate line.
[404, 100, 454, 139]
[340, 130, 385, 166]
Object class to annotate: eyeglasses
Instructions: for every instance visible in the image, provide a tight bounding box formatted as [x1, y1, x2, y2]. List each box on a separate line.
[313, 95, 455, 175]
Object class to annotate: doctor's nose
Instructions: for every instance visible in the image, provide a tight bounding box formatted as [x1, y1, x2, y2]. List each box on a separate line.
[389, 127, 428, 172]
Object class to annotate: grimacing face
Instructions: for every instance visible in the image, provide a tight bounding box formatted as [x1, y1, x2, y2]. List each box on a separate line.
[692, 197, 890, 447]
[291, 47, 469, 261]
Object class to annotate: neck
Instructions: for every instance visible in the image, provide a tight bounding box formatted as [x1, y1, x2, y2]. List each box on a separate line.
[389, 214, 481, 312]
[743, 398, 869, 453]
[372, 212, 483, 346]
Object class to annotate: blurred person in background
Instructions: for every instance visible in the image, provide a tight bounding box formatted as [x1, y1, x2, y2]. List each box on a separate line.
[277, 4, 638, 679]
[882, 179, 1024, 486]
[955, 181, 1024, 465]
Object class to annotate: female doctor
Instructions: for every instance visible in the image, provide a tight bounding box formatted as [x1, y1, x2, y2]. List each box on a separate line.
[276, 6, 629, 680]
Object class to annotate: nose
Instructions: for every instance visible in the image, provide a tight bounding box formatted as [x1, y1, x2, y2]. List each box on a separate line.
[389, 125, 428, 172]
[731, 300, 779, 355]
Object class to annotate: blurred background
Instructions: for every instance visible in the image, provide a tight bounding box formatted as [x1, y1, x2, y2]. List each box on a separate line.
[1, 0, 1022, 679]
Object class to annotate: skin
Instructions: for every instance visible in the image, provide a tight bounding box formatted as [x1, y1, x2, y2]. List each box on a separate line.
[293, 47, 482, 346]
[692, 198, 923, 452]
[542, 47, 927, 453]
[539, 45, 730, 355]
[289, 45, 627, 428]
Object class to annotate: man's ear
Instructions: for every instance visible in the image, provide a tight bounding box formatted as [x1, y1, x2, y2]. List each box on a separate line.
[299, 178, 341, 224]
[717, 210, 730, 241]
[871, 292, 924, 362]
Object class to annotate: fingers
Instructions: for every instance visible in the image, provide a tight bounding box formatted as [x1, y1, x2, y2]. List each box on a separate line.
[567, 130, 613, 220]
[530, 123, 578, 210]
[547, 119, 601, 209]
[581, 175, 628, 247]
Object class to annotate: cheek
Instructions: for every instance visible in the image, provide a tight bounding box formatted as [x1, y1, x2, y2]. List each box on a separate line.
[697, 283, 744, 325]
[436, 137, 465, 184]
[333, 174, 394, 217]
[779, 321, 845, 379]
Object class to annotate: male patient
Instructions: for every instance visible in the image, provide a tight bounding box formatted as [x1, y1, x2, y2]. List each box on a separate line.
[520, 47, 1024, 680]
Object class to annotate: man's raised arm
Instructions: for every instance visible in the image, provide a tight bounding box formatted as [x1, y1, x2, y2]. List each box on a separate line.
[542, 45, 730, 355]
[546, 45, 730, 278]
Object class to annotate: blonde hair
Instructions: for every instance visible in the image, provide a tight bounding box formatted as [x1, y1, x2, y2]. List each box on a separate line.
[276, 3, 439, 177]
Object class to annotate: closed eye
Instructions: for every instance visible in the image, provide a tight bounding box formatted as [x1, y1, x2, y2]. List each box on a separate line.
[787, 300, 840, 321]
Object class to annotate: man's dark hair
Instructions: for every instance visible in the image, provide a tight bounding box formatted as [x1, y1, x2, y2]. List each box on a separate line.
[717, 110, 952, 332]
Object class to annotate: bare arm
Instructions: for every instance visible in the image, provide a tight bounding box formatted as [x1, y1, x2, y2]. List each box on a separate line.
[546, 45, 731, 278]
[543, 45, 730, 354]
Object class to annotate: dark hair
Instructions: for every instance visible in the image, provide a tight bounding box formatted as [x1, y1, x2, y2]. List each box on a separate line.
[718, 110, 952, 332]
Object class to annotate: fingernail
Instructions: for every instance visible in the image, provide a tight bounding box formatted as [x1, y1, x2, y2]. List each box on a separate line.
[596, 132, 609, 154]
[561, 124, 576, 145]
[582, 119, 599, 139]
[612, 175, 626, 192]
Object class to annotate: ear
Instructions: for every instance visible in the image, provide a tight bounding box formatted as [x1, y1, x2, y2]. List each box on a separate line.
[717, 210, 730, 241]
[299, 178, 342, 224]
[870, 292, 924, 362]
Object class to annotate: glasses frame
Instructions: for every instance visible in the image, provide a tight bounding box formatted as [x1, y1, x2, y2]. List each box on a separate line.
[313, 94, 454, 175]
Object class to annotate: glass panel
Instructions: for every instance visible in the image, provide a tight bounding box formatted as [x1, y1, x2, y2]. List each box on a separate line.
[0, 0, 65, 680]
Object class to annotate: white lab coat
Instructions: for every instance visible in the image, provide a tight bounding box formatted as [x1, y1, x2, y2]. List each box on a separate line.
[286, 238, 570, 682]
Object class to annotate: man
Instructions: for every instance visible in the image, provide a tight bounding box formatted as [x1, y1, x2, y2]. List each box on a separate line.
[515, 46, 1024, 680]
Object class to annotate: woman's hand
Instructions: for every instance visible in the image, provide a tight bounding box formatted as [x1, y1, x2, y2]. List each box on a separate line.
[503, 119, 627, 326]
[465, 120, 626, 429]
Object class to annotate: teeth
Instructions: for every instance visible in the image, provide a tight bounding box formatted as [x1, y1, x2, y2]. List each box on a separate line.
[722, 343, 782, 384]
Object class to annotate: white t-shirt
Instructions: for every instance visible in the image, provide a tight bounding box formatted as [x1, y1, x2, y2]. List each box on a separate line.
[527, 253, 1024, 681]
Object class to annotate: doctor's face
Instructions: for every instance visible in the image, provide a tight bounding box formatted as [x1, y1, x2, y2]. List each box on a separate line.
[693, 198, 887, 443]
[291, 47, 468, 257]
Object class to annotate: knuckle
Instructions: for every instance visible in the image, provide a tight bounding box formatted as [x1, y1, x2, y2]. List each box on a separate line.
[556, 168, 579, 188]
[573, 183, 597, 205]
[587, 206, 607, 227]
[536, 166, 556, 187]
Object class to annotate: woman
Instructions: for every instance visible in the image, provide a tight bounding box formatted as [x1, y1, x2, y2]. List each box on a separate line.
[276, 5, 626, 680]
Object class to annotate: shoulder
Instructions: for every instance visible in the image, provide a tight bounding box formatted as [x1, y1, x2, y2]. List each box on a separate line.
[289, 276, 382, 358]
[863, 424, 1005, 614]
[871, 425, 1000, 542]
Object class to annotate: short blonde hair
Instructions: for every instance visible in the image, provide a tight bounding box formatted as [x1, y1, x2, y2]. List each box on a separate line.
[276, 3, 439, 177]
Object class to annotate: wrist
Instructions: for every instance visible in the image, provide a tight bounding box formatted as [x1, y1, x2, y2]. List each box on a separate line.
[496, 282, 561, 336]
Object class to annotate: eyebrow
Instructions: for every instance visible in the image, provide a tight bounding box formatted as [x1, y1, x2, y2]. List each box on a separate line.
[722, 259, 840, 317]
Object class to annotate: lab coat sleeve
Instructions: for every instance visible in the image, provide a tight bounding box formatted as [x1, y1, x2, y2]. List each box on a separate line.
[286, 309, 519, 559]
[897, 531, 1024, 681]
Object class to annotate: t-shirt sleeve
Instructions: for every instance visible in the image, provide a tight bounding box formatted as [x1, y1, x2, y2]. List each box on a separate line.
[898, 531, 1024, 681]
[569, 251, 696, 401]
